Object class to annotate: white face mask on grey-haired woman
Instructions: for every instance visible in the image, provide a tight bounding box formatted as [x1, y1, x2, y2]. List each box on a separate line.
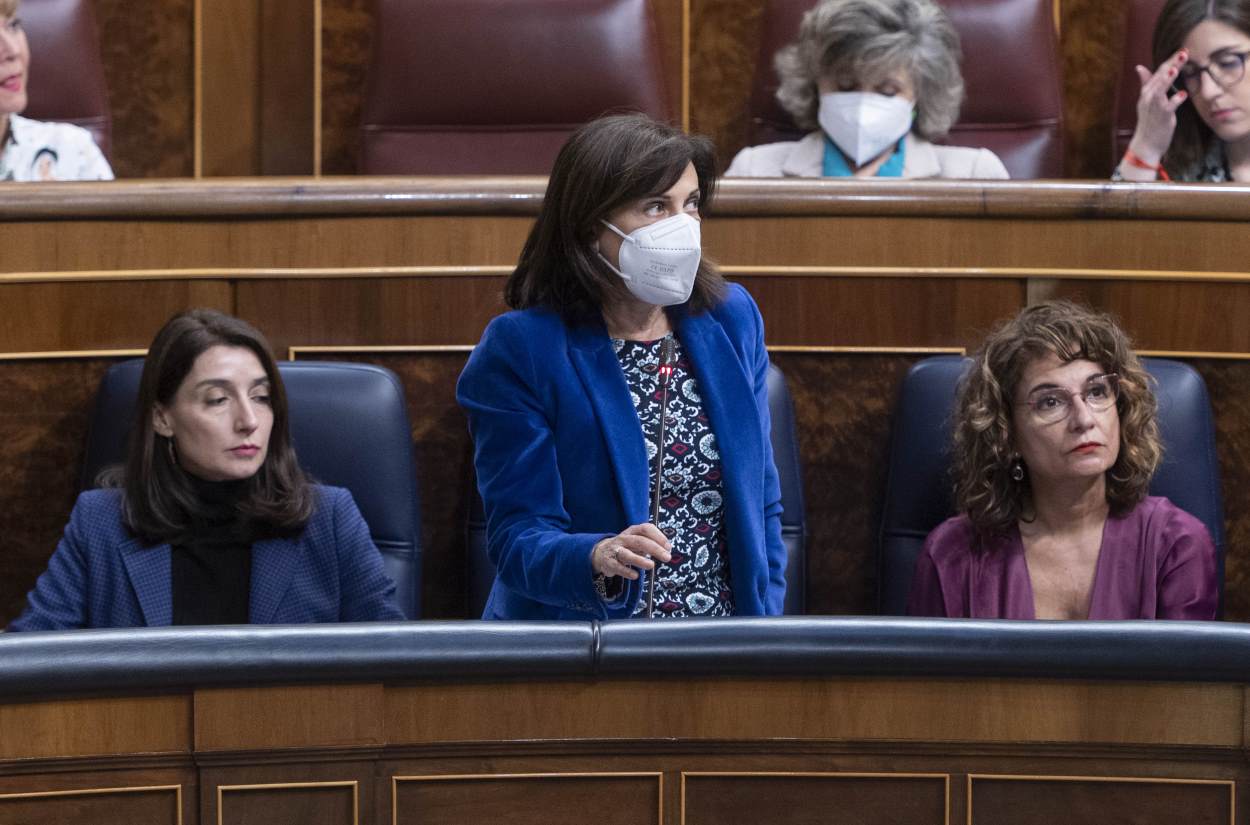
[597, 212, 702, 307]
[818, 91, 915, 167]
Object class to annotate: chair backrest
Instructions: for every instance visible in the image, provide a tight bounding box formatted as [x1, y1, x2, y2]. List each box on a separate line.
[877, 355, 1226, 616]
[743, 0, 1065, 178]
[79, 360, 422, 619]
[359, 0, 671, 175]
[19, 0, 111, 158]
[1112, 0, 1167, 163]
[466, 363, 808, 615]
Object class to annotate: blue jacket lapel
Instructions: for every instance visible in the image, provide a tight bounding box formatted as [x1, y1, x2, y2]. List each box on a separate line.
[567, 321, 651, 525]
[675, 309, 764, 561]
[250, 537, 301, 623]
[119, 538, 172, 626]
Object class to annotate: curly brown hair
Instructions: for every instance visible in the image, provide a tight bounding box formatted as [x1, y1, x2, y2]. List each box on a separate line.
[953, 301, 1162, 536]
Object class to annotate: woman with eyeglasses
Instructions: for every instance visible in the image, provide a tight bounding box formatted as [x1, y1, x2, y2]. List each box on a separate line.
[1118, 0, 1250, 181]
[907, 302, 1217, 620]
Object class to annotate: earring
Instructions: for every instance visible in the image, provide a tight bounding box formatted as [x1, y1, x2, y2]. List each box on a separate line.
[166, 437, 178, 466]
[1010, 456, 1025, 482]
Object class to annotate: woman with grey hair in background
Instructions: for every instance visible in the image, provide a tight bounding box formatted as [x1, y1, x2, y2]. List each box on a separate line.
[726, 0, 1008, 179]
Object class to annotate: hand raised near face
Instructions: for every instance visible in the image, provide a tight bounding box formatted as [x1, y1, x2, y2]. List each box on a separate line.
[1126, 49, 1191, 171]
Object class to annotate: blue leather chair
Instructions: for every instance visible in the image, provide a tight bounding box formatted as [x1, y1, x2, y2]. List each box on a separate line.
[79, 360, 422, 619]
[466, 363, 808, 615]
[877, 355, 1226, 616]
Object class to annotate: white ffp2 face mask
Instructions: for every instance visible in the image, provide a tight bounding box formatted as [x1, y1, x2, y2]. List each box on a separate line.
[597, 212, 702, 307]
[817, 91, 914, 167]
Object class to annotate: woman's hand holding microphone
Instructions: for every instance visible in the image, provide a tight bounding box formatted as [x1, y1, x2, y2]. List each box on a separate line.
[592, 523, 672, 580]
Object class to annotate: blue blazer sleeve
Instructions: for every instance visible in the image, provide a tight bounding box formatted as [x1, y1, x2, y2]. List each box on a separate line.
[326, 487, 406, 622]
[7, 492, 98, 631]
[456, 313, 614, 616]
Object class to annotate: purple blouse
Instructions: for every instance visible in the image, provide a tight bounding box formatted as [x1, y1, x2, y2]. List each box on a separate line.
[907, 497, 1218, 620]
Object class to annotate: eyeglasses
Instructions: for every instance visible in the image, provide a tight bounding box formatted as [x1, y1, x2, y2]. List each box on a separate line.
[1174, 50, 1250, 94]
[1017, 374, 1119, 425]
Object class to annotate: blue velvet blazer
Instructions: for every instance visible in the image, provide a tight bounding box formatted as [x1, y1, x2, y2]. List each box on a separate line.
[456, 283, 786, 620]
[8, 485, 404, 630]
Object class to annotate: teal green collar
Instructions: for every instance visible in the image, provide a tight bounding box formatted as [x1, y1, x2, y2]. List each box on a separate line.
[822, 135, 906, 177]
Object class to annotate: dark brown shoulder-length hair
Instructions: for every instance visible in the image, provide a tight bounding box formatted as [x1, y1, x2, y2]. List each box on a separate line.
[1154, 0, 1250, 178]
[952, 301, 1162, 537]
[112, 309, 313, 543]
[505, 112, 725, 322]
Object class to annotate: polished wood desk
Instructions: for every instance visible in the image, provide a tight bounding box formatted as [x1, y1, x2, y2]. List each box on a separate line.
[3, 178, 1250, 622]
[0, 619, 1246, 825]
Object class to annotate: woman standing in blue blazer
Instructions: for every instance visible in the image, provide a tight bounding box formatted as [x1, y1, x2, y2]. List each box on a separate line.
[8, 310, 403, 630]
[457, 114, 786, 620]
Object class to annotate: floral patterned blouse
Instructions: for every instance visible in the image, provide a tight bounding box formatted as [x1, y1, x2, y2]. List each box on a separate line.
[613, 334, 735, 617]
[0, 114, 113, 182]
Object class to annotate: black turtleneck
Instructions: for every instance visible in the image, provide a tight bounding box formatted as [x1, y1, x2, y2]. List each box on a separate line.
[171, 476, 253, 625]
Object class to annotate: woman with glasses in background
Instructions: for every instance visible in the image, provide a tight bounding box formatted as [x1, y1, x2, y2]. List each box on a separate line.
[907, 302, 1217, 620]
[1118, 0, 1250, 181]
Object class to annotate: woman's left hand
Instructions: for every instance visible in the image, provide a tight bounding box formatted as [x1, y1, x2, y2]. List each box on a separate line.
[591, 523, 672, 580]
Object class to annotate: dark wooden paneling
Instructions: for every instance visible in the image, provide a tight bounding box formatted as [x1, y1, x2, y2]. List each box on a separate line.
[236, 276, 508, 356]
[0, 357, 133, 625]
[260, 0, 317, 175]
[769, 352, 931, 615]
[202, 761, 376, 825]
[739, 276, 1022, 348]
[217, 784, 355, 825]
[320, 0, 373, 175]
[200, 0, 318, 176]
[0, 695, 191, 760]
[94, 0, 195, 178]
[690, 0, 764, 167]
[683, 774, 948, 825]
[650, 0, 687, 124]
[1050, 280, 1250, 353]
[384, 678, 1242, 746]
[969, 776, 1232, 825]
[200, 0, 261, 176]
[0, 786, 181, 825]
[392, 774, 660, 825]
[0, 222, 529, 278]
[1187, 360, 1250, 621]
[0, 282, 230, 352]
[196, 685, 383, 752]
[1060, 1, 1125, 178]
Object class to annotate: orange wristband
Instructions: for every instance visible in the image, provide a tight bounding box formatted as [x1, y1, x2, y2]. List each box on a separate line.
[1123, 148, 1171, 181]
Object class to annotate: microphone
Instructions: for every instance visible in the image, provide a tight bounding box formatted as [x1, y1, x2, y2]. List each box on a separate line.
[646, 336, 677, 619]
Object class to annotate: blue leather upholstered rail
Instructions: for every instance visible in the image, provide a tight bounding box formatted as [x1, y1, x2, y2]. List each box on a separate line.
[4, 618, 1250, 698]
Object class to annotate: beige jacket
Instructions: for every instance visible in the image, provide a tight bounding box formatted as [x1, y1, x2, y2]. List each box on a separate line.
[724, 131, 1009, 180]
